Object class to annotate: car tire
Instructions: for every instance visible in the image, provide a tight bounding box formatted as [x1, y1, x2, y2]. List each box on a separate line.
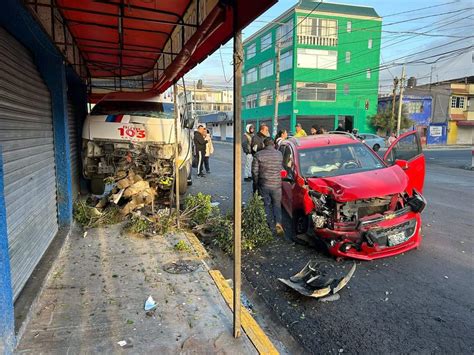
[373, 143, 380, 152]
[90, 177, 105, 195]
[177, 167, 188, 195]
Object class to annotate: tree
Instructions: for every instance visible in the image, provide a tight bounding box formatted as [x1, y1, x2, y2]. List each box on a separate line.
[370, 102, 414, 135]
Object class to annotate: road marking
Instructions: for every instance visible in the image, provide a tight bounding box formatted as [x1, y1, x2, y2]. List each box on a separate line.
[209, 269, 279, 355]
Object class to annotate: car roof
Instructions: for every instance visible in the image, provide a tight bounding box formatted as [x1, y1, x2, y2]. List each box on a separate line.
[286, 134, 359, 149]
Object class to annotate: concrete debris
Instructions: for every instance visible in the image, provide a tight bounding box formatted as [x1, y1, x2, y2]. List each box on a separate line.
[117, 339, 133, 348]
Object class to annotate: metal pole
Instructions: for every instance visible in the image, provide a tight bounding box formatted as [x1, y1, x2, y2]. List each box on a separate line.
[173, 84, 180, 228]
[390, 77, 398, 135]
[232, 28, 243, 338]
[397, 66, 406, 136]
[272, 41, 280, 138]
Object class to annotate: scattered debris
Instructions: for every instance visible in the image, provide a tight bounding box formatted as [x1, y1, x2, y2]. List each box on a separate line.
[144, 295, 157, 312]
[117, 339, 133, 348]
[319, 293, 341, 302]
[278, 261, 356, 299]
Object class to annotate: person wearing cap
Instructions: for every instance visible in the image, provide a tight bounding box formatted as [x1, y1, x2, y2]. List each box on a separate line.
[252, 137, 284, 236]
[242, 123, 255, 181]
[294, 123, 307, 137]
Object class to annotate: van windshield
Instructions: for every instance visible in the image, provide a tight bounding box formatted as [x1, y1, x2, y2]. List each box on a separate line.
[91, 101, 174, 119]
[298, 143, 385, 178]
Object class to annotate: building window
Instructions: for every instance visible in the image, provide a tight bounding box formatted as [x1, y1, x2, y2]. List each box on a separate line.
[368, 39, 373, 49]
[259, 89, 274, 106]
[297, 17, 338, 46]
[245, 67, 257, 84]
[245, 93, 258, 109]
[280, 50, 293, 71]
[366, 69, 371, 79]
[347, 21, 352, 33]
[277, 19, 293, 48]
[407, 101, 424, 113]
[296, 82, 336, 102]
[344, 84, 349, 95]
[246, 43, 256, 59]
[297, 48, 337, 70]
[345, 51, 351, 63]
[259, 59, 274, 79]
[279, 84, 292, 102]
[261, 32, 272, 52]
[451, 96, 465, 109]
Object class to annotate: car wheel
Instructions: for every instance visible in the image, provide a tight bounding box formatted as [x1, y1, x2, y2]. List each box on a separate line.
[293, 211, 309, 235]
[90, 177, 105, 195]
[177, 167, 188, 195]
[373, 143, 380, 152]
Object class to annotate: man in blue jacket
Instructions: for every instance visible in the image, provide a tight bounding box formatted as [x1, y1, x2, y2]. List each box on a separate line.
[252, 137, 284, 236]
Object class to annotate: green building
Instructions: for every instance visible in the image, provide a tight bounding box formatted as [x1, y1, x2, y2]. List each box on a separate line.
[242, 1, 382, 135]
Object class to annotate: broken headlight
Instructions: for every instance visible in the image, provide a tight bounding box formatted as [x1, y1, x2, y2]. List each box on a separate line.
[406, 189, 426, 213]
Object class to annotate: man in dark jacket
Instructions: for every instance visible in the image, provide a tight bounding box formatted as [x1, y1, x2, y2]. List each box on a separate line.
[193, 125, 207, 177]
[242, 124, 255, 181]
[251, 123, 269, 155]
[252, 137, 284, 235]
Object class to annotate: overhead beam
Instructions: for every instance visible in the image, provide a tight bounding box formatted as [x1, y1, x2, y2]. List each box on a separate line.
[67, 19, 170, 36]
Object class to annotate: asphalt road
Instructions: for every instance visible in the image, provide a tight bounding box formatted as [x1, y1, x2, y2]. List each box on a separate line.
[190, 143, 474, 354]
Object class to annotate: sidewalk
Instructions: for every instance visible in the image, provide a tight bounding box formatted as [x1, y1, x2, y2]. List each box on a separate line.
[15, 223, 256, 354]
[424, 144, 472, 150]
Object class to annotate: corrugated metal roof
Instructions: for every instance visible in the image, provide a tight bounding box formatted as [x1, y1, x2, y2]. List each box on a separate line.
[297, 1, 380, 18]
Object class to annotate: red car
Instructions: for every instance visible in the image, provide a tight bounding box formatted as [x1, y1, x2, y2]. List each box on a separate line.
[279, 131, 426, 261]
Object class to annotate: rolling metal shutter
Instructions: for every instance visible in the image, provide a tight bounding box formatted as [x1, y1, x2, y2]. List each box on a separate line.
[67, 99, 80, 199]
[0, 27, 59, 300]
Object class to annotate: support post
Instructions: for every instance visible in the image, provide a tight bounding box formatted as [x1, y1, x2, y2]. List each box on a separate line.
[391, 77, 398, 135]
[0, 146, 15, 353]
[232, 29, 243, 338]
[397, 66, 406, 137]
[173, 84, 180, 228]
[272, 41, 280, 137]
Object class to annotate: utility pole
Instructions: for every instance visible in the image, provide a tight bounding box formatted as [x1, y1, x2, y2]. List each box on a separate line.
[232, 29, 243, 338]
[397, 66, 406, 137]
[173, 84, 180, 228]
[272, 41, 280, 137]
[391, 77, 399, 135]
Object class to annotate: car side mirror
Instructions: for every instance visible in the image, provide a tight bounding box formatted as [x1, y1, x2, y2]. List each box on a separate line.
[395, 159, 409, 170]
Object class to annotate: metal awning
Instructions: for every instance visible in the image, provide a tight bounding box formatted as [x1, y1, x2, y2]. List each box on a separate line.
[27, 0, 276, 99]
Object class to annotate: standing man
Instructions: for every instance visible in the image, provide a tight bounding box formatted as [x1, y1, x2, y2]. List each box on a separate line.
[335, 123, 345, 132]
[242, 124, 255, 182]
[294, 123, 307, 137]
[251, 123, 269, 154]
[193, 125, 207, 177]
[252, 137, 284, 236]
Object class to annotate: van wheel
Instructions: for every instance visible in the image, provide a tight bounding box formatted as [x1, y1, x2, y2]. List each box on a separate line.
[373, 144, 380, 152]
[90, 177, 105, 195]
[177, 167, 188, 195]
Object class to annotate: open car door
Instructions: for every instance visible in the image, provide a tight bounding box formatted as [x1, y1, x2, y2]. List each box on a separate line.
[383, 131, 425, 193]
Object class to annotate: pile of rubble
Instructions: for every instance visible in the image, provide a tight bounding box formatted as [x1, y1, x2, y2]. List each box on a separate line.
[95, 170, 159, 216]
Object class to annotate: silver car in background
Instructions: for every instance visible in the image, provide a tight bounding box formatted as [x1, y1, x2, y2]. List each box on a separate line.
[358, 133, 386, 151]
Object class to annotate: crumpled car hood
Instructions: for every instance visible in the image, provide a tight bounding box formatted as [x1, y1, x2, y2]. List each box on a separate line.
[307, 165, 408, 202]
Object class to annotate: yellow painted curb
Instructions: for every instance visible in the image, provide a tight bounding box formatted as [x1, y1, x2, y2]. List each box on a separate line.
[184, 231, 209, 259]
[209, 269, 279, 355]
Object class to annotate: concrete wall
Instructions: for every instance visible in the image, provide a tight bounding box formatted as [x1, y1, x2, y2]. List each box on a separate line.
[456, 127, 473, 145]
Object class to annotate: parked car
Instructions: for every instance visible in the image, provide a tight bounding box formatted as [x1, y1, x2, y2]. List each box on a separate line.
[279, 131, 426, 261]
[358, 133, 386, 151]
[82, 92, 194, 195]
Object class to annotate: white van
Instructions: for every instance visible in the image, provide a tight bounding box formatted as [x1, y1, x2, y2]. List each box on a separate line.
[82, 92, 193, 195]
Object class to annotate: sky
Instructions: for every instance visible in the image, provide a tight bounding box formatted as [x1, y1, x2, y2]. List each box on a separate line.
[185, 0, 474, 93]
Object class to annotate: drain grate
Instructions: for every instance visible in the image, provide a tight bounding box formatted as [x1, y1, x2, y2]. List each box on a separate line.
[163, 260, 201, 274]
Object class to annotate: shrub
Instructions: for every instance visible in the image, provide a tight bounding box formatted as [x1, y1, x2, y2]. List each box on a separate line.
[184, 192, 216, 226]
[242, 193, 273, 250]
[73, 200, 122, 228]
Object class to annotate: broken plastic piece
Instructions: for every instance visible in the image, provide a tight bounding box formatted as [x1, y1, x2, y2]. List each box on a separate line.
[144, 295, 157, 311]
[279, 262, 356, 298]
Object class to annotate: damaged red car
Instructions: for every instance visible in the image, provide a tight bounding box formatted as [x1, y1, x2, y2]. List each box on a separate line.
[279, 131, 426, 261]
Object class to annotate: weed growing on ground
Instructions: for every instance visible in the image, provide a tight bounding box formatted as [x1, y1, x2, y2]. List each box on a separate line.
[73, 200, 122, 228]
[173, 240, 192, 252]
[125, 215, 153, 234]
